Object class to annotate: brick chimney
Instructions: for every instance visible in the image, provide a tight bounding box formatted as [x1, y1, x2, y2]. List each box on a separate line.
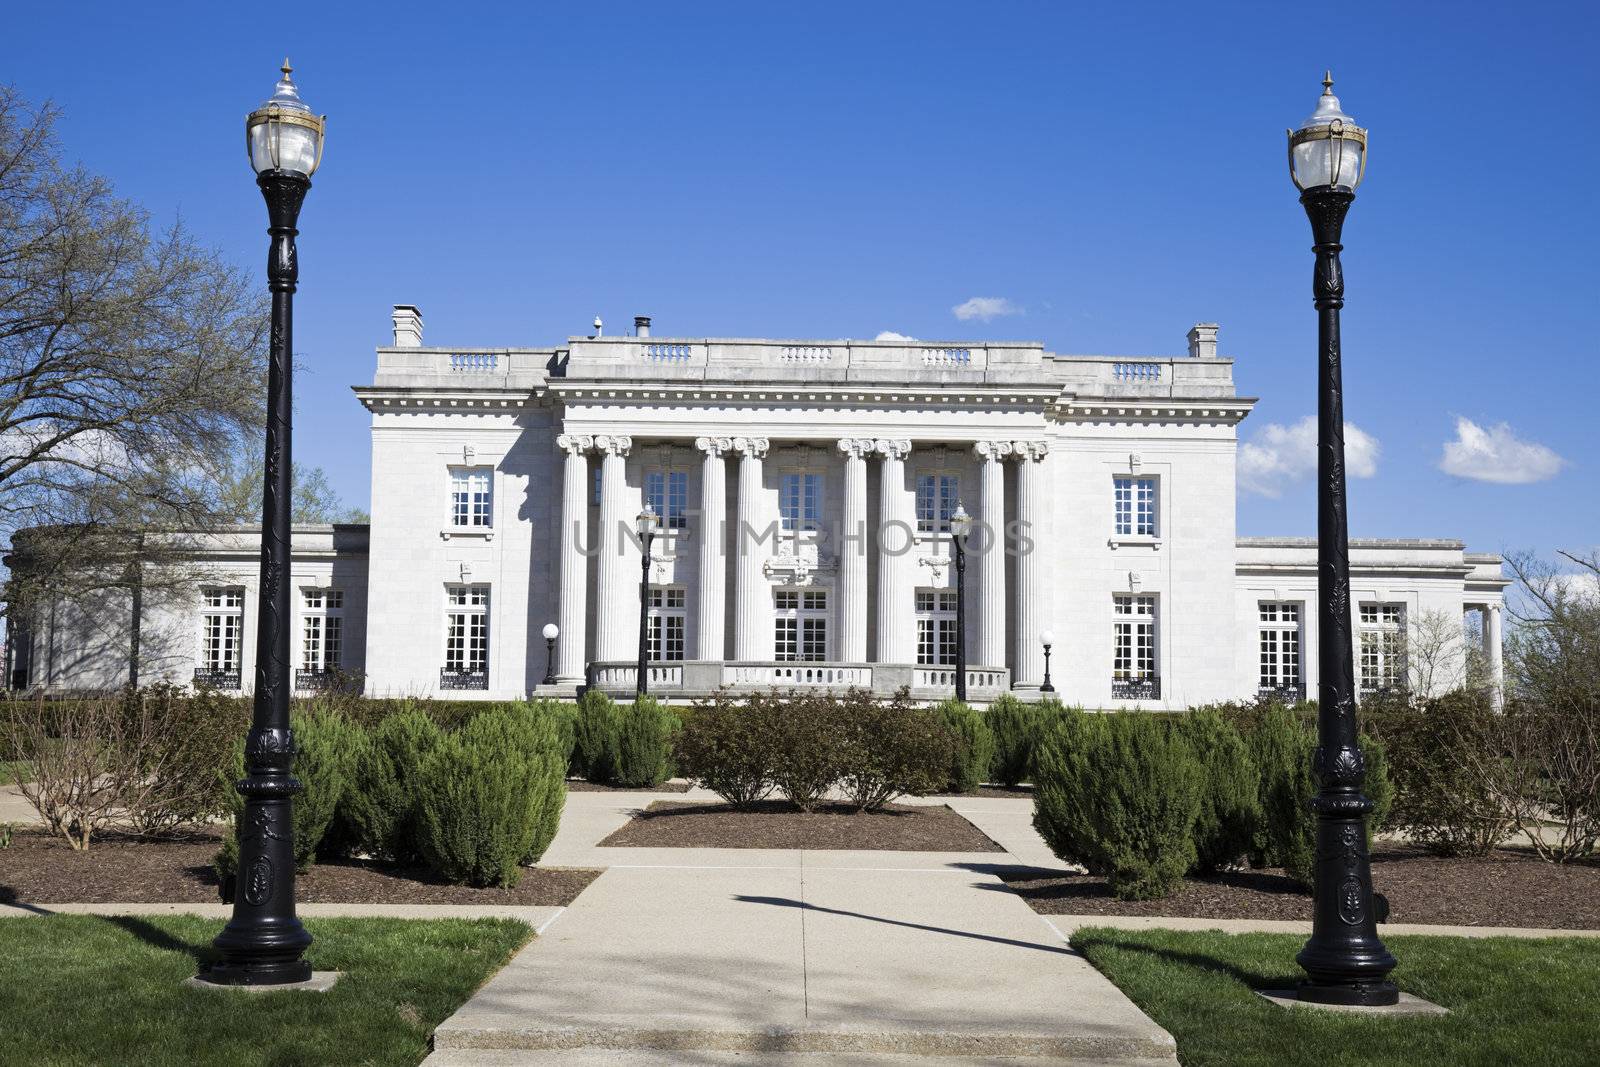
[392, 305, 423, 347]
[1187, 322, 1219, 359]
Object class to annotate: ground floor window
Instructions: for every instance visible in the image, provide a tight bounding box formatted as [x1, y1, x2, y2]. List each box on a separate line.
[915, 589, 958, 665]
[774, 588, 828, 660]
[648, 586, 687, 661]
[1359, 602, 1406, 694]
[299, 588, 344, 690]
[197, 587, 244, 689]
[1113, 593, 1158, 698]
[443, 584, 489, 688]
[1258, 601, 1302, 698]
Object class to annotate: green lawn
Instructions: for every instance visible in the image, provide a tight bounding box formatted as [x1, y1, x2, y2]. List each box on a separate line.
[1, 758, 31, 784]
[0, 915, 531, 1067]
[1074, 927, 1600, 1067]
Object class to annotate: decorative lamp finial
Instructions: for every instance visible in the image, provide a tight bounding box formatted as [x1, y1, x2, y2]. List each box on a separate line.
[282, 58, 294, 80]
[1322, 70, 1334, 94]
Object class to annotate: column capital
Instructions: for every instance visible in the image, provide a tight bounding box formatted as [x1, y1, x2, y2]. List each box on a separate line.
[1011, 439, 1050, 462]
[837, 437, 876, 459]
[695, 435, 734, 457]
[974, 439, 1013, 461]
[555, 433, 594, 456]
[873, 438, 912, 460]
[593, 433, 632, 457]
[731, 436, 769, 459]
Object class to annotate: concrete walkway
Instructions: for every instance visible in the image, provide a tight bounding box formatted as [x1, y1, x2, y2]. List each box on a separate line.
[424, 789, 1177, 1065]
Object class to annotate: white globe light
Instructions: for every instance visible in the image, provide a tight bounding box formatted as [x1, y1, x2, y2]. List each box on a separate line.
[1039, 630, 1056, 647]
[542, 623, 559, 641]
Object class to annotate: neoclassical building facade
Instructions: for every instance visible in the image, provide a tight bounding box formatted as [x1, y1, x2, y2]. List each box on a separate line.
[5, 307, 1510, 709]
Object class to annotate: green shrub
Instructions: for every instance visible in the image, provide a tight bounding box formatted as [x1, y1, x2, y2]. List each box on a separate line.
[1381, 690, 1509, 855]
[765, 691, 847, 811]
[835, 689, 955, 812]
[343, 703, 443, 863]
[1177, 709, 1260, 873]
[572, 689, 622, 783]
[1031, 706, 1107, 869]
[1034, 710, 1201, 899]
[986, 694, 1041, 787]
[119, 685, 250, 836]
[1249, 702, 1316, 883]
[615, 696, 677, 788]
[674, 691, 774, 808]
[935, 699, 994, 794]
[415, 704, 567, 887]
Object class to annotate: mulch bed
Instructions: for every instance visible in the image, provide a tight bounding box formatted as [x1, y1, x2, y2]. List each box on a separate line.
[597, 800, 1005, 852]
[933, 785, 1035, 800]
[565, 779, 691, 793]
[1001, 842, 1600, 929]
[0, 829, 600, 906]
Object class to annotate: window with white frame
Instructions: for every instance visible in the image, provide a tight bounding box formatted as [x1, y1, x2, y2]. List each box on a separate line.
[645, 469, 689, 530]
[300, 588, 344, 675]
[443, 584, 490, 678]
[1359, 603, 1406, 693]
[647, 587, 687, 660]
[915, 589, 959, 665]
[1258, 601, 1302, 693]
[1113, 594, 1158, 682]
[916, 474, 960, 533]
[774, 588, 829, 661]
[449, 467, 493, 528]
[1113, 476, 1158, 537]
[199, 587, 244, 679]
[779, 472, 822, 532]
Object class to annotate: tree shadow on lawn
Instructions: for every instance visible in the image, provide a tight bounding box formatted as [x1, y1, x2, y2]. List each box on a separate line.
[1070, 929, 1292, 991]
[96, 914, 216, 968]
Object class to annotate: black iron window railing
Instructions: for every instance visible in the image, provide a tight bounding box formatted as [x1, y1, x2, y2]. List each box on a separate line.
[193, 667, 242, 690]
[294, 669, 337, 692]
[1258, 681, 1307, 703]
[440, 668, 488, 691]
[1111, 676, 1161, 700]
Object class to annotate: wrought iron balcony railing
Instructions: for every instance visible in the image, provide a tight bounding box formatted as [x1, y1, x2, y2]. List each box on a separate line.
[294, 669, 339, 693]
[440, 668, 489, 691]
[1257, 681, 1307, 704]
[1111, 676, 1161, 700]
[193, 667, 242, 691]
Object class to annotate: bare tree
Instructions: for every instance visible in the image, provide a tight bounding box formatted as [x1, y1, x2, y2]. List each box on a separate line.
[1405, 607, 1471, 697]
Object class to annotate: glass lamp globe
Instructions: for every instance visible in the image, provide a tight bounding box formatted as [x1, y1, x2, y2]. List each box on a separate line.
[246, 59, 326, 177]
[1039, 629, 1056, 649]
[949, 503, 973, 539]
[636, 506, 659, 538]
[542, 623, 560, 641]
[1288, 72, 1367, 192]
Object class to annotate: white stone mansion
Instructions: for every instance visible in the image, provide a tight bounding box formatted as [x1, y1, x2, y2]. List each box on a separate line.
[4, 308, 1510, 709]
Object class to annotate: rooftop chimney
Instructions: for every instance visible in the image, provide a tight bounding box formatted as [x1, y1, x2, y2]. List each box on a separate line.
[593, 315, 603, 337]
[634, 315, 651, 338]
[1187, 322, 1219, 359]
[392, 305, 423, 347]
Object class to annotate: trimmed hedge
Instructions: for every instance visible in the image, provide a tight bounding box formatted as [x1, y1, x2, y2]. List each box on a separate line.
[986, 694, 1042, 787]
[674, 690, 775, 808]
[1177, 709, 1259, 874]
[572, 690, 623, 783]
[935, 699, 994, 794]
[344, 703, 443, 863]
[615, 697, 677, 788]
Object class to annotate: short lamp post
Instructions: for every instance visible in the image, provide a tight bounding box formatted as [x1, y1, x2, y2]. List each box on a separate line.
[949, 504, 972, 702]
[634, 506, 659, 698]
[1288, 73, 1397, 1007]
[542, 623, 559, 686]
[202, 60, 325, 987]
[1039, 630, 1055, 694]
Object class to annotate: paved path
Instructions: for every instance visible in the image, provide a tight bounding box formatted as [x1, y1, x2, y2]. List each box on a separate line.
[424, 790, 1176, 1064]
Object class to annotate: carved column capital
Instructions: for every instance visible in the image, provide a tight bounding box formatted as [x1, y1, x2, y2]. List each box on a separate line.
[593, 434, 633, 457]
[695, 435, 734, 458]
[731, 436, 769, 459]
[873, 438, 912, 461]
[837, 437, 876, 460]
[1011, 439, 1050, 462]
[555, 433, 594, 456]
[974, 439, 1013, 461]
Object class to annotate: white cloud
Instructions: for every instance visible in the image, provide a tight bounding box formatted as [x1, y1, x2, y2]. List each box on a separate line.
[951, 296, 1022, 322]
[875, 330, 916, 342]
[1554, 572, 1600, 603]
[1438, 417, 1565, 484]
[1238, 416, 1380, 497]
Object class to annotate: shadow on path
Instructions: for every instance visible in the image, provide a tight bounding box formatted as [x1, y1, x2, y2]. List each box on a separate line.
[733, 894, 1073, 956]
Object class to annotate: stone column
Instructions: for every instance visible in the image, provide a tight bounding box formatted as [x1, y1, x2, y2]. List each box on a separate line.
[837, 438, 873, 662]
[695, 436, 731, 660]
[874, 439, 915, 663]
[554, 434, 593, 682]
[1011, 440, 1049, 687]
[592, 434, 633, 664]
[1486, 603, 1504, 712]
[974, 440, 1011, 669]
[732, 437, 771, 661]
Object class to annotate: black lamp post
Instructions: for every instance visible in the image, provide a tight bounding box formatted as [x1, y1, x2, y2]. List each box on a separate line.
[1039, 631, 1055, 694]
[1288, 73, 1397, 1007]
[542, 623, 559, 686]
[202, 60, 325, 987]
[634, 506, 659, 698]
[949, 504, 972, 702]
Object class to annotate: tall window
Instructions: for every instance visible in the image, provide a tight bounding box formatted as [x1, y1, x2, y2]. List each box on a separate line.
[916, 474, 960, 532]
[1113, 476, 1158, 537]
[449, 467, 493, 528]
[443, 584, 489, 687]
[199, 587, 244, 687]
[300, 588, 344, 680]
[774, 589, 829, 660]
[645, 470, 689, 530]
[1258, 601, 1302, 696]
[915, 589, 959, 665]
[647, 587, 687, 660]
[1359, 603, 1406, 694]
[1113, 593, 1158, 695]
[779, 472, 822, 532]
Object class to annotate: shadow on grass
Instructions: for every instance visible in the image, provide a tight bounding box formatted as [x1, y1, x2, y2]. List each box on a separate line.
[734, 894, 1074, 955]
[1071, 929, 1291, 991]
[98, 914, 217, 968]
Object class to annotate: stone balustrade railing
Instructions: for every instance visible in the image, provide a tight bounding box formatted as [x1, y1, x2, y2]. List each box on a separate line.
[585, 660, 1011, 701]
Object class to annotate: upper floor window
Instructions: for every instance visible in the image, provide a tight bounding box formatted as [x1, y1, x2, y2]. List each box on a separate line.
[916, 474, 960, 533]
[645, 470, 689, 530]
[915, 589, 959, 665]
[198, 587, 245, 685]
[775, 588, 829, 661]
[442, 584, 490, 688]
[1114, 476, 1158, 537]
[1258, 601, 1303, 697]
[779, 472, 822, 532]
[449, 467, 493, 528]
[647, 586, 687, 661]
[1358, 603, 1406, 694]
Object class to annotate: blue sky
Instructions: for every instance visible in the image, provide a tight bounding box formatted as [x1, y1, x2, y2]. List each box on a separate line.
[6, 1, 1596, 560]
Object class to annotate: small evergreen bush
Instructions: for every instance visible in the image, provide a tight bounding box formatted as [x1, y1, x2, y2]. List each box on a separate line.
[615, 696, 677, 788]
[572, 689, 622, 783]
[986, 694, 1041, 787]
[835, 689, 955, 811]
[673, 691, 774, 808]
[1177, 709, 1260, 873]
[344, 703, 443, 863]
[1031, 705, 1105, 869]
[935, 699, 994, 794]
